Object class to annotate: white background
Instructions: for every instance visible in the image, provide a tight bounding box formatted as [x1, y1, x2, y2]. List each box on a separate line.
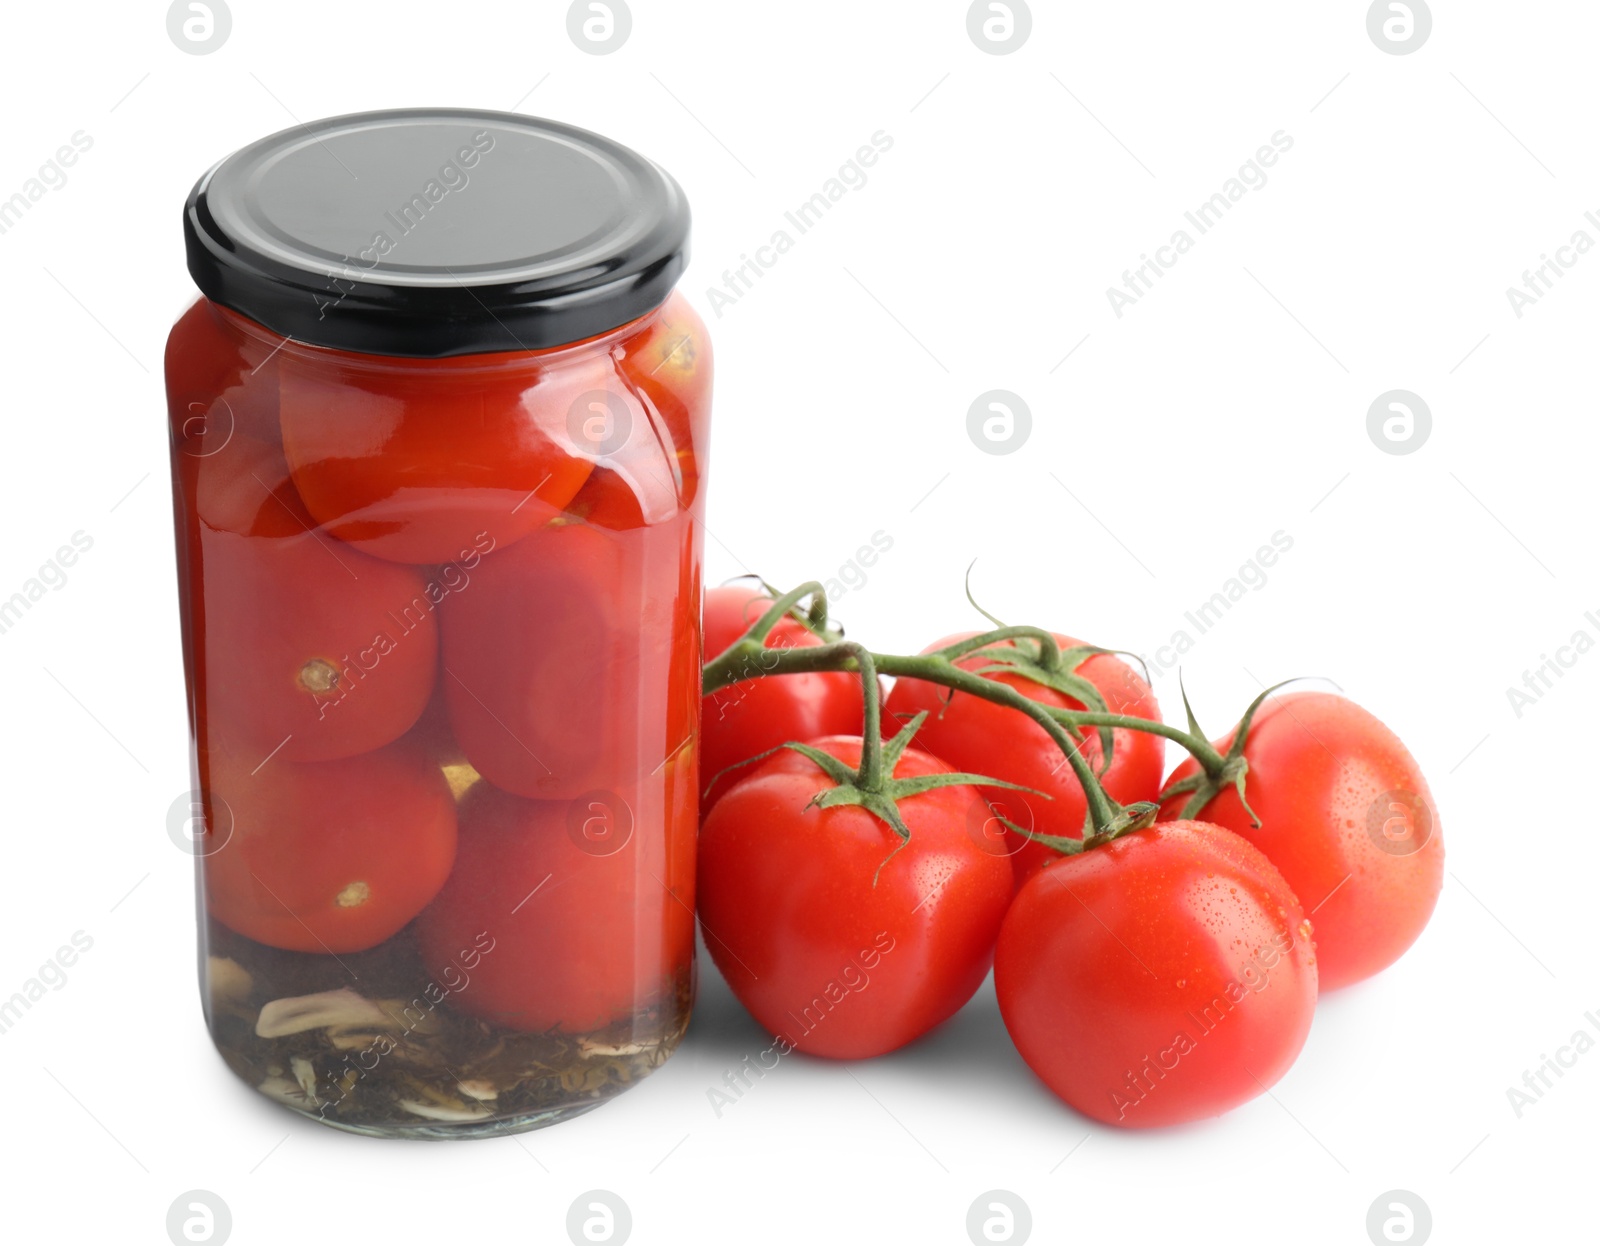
[0, 1, 1592, 1242]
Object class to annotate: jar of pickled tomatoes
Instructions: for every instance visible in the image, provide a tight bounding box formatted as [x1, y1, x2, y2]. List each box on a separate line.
[165, 110, 710, 1138]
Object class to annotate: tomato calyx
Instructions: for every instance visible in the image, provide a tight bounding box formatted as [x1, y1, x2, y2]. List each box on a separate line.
[702, 581, 1142, 852]
[944, 632, 1121, 767]
[783, 707, 1045, 883]
[1082, 801, 1162, 848]
[986, 796, 1162, 858]
[1154, 677, 1321, 823]
[750, 639, 1045, 883]
[956, 572, 1139, 773]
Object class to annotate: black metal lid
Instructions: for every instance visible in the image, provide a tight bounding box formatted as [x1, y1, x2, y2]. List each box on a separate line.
[183, 109, 690, 357]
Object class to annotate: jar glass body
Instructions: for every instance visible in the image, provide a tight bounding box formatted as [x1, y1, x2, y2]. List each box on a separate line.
[165, 291, 710, 1137]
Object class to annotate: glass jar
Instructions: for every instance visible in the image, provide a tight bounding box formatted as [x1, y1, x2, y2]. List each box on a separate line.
[164, 110, 710, 1138]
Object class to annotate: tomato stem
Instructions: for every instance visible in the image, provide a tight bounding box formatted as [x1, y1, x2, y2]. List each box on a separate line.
[933, 625, 1064, 669]
[713, 598, 1050, 880]
[703, 601, 1126, 836]
[1046, 708, 1227, 771]
[835, 640, 886, 788]
[870, 651, 1122, 835]
[738, 580, 830, 648]
[698, 585, 1316, 846]
[1153, 677, 1324, 823]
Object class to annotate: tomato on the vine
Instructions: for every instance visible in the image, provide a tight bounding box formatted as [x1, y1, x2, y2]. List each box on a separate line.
[203, 740, 457, 953]
[696, 735, 1014, 1059]
[1160, 691, 1443, 991]
[699, 586, 865, 813]
[995, 819, 1317, 1127]
[416, 780, 695, 1034]
[885, 632, 1163, 885]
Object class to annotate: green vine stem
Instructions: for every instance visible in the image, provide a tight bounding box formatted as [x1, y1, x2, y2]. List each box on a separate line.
[703, 583, 1157, 843]
[1043, 709, 1227, 773]
[701, 583, 1321, 846]
[699, 582, 1326, 849]
[1150, 677, 1324, 825]
[707, 627, 1060, 880]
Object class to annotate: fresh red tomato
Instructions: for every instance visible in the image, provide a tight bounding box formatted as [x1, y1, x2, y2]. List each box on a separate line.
[203, 740, 457, 953]
[278, 348, 606, 564]
[995, 820, 1318, 1127]
[416, 779, 695, 1034]
[700, 586, 865, 812]
[196, 437, 440, 763]
[696, 736, 1015, 1059]
[440, 514, 691, 799]
[1160, 691, 1443, 991]
[885, 632, 1163, 886]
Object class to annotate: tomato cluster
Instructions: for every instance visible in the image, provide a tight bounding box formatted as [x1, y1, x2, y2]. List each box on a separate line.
[885, 631, 1165, 885]
[695, 595, 1443, 1128]
[169, 295, 709, 1036]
